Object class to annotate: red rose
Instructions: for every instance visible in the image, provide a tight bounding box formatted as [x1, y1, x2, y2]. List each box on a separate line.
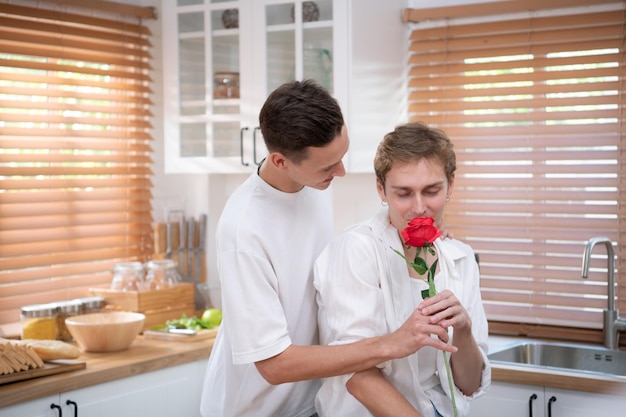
[401, 216, 442, 248]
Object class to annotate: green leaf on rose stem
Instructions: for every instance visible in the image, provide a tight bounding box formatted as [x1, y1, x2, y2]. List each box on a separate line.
[421, 289, 430, 300]
[427, 246, 436, 256]
[412, 256, 428, 275]
[430, 259, 439, 281]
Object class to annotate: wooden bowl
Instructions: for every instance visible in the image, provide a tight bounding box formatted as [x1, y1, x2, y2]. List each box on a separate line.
[65, 312, 145, 352]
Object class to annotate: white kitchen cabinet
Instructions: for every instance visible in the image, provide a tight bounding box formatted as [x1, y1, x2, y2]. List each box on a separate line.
[0, 359, 207, 417]
[162, 0, 407, 173]
[468, 381, 625, 417]
[0, 395, 58, 417]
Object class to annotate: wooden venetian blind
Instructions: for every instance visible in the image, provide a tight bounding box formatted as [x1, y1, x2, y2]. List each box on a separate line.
[0, 2, 155, 328]
[407, 4, 625, 343]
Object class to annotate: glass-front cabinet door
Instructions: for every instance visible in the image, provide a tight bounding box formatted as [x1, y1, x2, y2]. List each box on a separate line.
[256, 0, 334, 95]
[163, 0, 336, 173]
[163, 0, 252, 173]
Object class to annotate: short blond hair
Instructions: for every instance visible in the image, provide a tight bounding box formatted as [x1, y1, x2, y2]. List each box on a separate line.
[374, 121, 456, 189]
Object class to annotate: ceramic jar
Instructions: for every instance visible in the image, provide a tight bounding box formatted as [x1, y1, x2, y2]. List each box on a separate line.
[291, 1, 319, 22]
[221, 9, 238, 29]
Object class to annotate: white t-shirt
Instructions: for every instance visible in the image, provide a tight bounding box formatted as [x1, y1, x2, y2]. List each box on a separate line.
[200, 170, 334, 417]
[313, 208, 491, 417]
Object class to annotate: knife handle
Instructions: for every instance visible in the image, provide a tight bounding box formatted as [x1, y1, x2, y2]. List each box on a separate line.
[187, 217, 195, 277]
[165, 222, 172, 259]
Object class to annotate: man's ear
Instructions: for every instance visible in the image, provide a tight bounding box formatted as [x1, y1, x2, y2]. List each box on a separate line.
[376, 179, 386, 201]
[447, 173, 455, 196]
[268, 152, 288, 170]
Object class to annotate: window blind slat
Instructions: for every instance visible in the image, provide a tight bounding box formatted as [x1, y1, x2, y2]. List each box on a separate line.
[0, 15, 150, 47]
[0, 138, 152, 152]
[1, 197, 151, 215]
[0, 3, 151, 35]
[411, 10, 624, 40]
[0, 242, 151, 271]
[1, 226, 152, 255]
[0, 29, 152, 59]
[0, 127, 152, 140]
[0, 72, 153, 94]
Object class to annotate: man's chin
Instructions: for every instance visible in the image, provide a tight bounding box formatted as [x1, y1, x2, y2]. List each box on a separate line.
[312, 179, 333, 190]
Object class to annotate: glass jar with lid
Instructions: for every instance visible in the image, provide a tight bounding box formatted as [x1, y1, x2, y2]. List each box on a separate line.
[144, 259, 181, 290]
[55, 299, 83, 341]
[111, 261, 144, 291]
[214, 72, 240, 98]
[76, 296, 106, 314]
[21, 303, 59, 340]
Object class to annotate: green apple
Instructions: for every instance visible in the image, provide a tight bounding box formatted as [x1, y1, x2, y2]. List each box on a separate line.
[201, 308, 222, 327]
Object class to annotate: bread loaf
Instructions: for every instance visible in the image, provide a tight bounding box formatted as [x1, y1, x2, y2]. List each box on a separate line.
[17, 339, 80, 361]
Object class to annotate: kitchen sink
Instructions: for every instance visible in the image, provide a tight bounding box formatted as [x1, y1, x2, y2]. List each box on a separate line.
[488, 341, 626, 378]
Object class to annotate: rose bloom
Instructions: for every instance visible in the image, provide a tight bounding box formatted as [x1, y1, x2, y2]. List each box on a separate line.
[401, 216, 442, 248]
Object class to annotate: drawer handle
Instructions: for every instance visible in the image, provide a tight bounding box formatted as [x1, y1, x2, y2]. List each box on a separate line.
[67, 399, 78, 417]
[548, 396, 557, 417]
[240, 127, 250, 166]
[528, 393, 537, 417]
[253, 127, 261, 166]
[51, 403, 62, 417]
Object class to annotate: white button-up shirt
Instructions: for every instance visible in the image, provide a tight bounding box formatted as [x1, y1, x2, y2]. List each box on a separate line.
[314, 208, 491, 417]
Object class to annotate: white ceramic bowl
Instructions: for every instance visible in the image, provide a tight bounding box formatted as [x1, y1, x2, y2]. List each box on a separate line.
[65, 312, 145, 353]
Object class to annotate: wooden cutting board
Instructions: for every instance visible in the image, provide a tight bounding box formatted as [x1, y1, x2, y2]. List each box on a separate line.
[143, 327, 218, 343]
[0, 359, 86, 385]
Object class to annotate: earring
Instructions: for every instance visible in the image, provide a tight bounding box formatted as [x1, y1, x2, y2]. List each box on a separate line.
[445, 196, 450, 202]
[381, 200, 388, 206]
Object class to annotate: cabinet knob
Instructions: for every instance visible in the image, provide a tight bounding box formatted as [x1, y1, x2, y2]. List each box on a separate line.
[50, 403, 63, 417]
[66, 399, 78, 417]
[528, 393, 538, 417]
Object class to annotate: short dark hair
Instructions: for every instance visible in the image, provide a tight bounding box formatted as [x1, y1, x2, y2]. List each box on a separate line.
[374, 122, 457, 189]
[259, 79, 344, 164]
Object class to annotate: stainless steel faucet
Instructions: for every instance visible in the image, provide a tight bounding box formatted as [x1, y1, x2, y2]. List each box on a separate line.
[581, 236, 626, 350]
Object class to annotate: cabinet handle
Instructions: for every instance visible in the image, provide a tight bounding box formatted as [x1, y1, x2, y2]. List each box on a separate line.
[253, 127, 261, 166]
[50, 403, 63, 416]
[240, 127, 250, 166]
[66, 399, 78, 417]
[548, 396, 557, 417]
[528, 393, 537, 417]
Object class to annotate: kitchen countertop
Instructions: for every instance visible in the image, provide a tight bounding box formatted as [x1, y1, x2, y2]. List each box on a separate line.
[0, 335, 215, 408]
[1, 335, 625, 409]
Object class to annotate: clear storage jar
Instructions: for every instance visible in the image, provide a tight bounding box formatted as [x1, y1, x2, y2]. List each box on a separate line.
[21, 303, 59, 340]
[111, 261, 144, 291]
[144, 259, 181, 290]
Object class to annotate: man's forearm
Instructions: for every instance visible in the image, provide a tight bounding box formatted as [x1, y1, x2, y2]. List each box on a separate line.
[450, 326, 484, 395]
[346, 368, 424, 417]
[255, 338, 393, 384]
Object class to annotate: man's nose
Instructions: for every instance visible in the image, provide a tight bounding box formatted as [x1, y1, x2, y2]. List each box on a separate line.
[411, 195, 427, 216]
[334, 161, 346, 177]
